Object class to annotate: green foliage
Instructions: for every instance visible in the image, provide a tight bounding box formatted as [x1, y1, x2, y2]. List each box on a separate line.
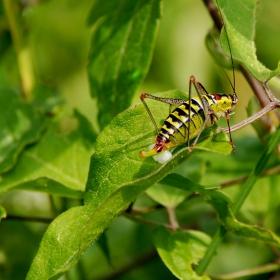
[0, 110, 95, 198]
[0, 0, 280, 279]
[0, 89, 46, 173]
[87, 0, 161, 129]
[153, 227, 211, 280]
[218, 0, 280, 82]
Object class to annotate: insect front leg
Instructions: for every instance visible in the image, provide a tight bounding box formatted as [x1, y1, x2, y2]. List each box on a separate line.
[224, 110, 236, 153]
[188, 76, 218, 153]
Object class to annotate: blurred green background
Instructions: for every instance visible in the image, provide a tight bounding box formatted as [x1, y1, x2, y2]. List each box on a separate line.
[0, 0, 279, 279]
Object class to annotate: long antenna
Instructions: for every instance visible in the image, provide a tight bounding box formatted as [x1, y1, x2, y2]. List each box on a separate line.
[216, 0, 236, 94]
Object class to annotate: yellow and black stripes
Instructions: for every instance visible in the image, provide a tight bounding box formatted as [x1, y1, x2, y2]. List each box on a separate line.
[140, 77, 238, 158]
[157, 94, 217, 143]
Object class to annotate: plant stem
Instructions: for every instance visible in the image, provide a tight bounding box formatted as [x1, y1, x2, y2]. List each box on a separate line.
[222, 99, 280, 133]
[196, 128, 280, 276]
[209, 262, 280, 280]
[123, 212, 176, 230]
[166, 207, 179, 230]
[3, 0, 34, 100]
[240, 66, 270, 108]
[220, 165, 280, 188]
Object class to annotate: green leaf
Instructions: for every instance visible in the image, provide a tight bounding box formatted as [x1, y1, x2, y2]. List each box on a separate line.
[27, 90, 232, 279]
[0, 205, 6, 221]
[84, 89, 232, 207]
[146, 183, 190, 208]
[218, 0, 280, 82]
[0, 110, 95, 198]
[0, 89, 47, 173]
[26, 205, 93, 280]
[87, 1, 118, 26]
[163, 173, 280, 247]
[153, 227, 211, 280]
[196, 127, 280, 275]
[88, 0, 162, 128]
[241, 176, 280, 222]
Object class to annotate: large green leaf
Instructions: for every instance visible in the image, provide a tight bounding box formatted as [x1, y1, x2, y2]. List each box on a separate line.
[88, 0, 162, 128]
[84, 90, 232, 206]
[0, 110, 95, 198]
[27, 90, 232, 279]
[218, 0, 280, 81]
[0, 89, 46, 174]
[153, 227, 211, 280]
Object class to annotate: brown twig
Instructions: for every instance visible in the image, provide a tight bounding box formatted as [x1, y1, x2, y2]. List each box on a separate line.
[122, 212, 175, 230]
[166, 207, 179, 230]
[220, 165, 280, 188]
[240, 65, 270, 108]
[209, 262, 280, 280]
[222, 100, 280, 133]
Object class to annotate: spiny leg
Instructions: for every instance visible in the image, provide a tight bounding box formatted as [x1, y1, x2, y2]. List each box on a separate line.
[189, 112, 211, 153]
[140, 93, 185, 135]
[188, 76, 220, 152]
[194, 79, 236, 152]
[141, 93, 159, 134]
[188, 76, 212, 149]
[224, 110, 235, 153]
[187, 77, 193, 147]
[191, 76, 210, 118]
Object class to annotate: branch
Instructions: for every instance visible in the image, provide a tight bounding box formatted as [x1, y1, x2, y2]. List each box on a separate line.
[220, 165, 280, 188]
[166, 207, 179, 230]
[209, 262, 280, 280]
[222, 100, 280, 133]
[240, 66, 270, 108]
[122, 212, 176, 230]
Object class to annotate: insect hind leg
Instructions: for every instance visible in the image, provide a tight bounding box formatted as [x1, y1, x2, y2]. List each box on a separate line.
[188, 76, 217, 152]
[140, 93, 186, 135]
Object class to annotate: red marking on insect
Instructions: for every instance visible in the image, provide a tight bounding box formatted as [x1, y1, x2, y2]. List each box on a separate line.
[212, 93, 222, 100]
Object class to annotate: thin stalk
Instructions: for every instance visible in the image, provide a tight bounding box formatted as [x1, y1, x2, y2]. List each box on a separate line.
[3, 0, 34, 100]
[220, 165, 280, 188]
[209, 262, 280, 280]
[222, 100, 280, 133]
[196, 128, 280, 276]
[166, 207, 179, 230]
[240, 65, 270, 108]
[123, 212, 176, 230]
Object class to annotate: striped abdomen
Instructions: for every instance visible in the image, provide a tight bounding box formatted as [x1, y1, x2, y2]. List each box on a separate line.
[158, 94, 218, 145]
